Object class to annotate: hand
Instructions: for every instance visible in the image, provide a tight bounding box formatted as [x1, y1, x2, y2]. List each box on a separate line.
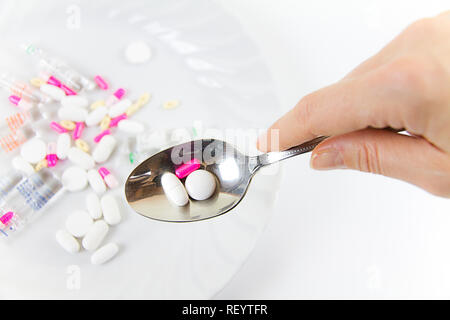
[258, 11, 450, 197]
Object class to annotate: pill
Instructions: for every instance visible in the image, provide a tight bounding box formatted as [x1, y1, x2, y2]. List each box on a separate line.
[46, 142, 58, 167]
[118, 119, 145, 135]
[50, 121, 68, 134]
[86, 192, 102, 219]
[100, 194, 121, 225]
[175, 158, 201, 179]
[185, 170, 216, 201]
[60, 120, 76, 131]
[94, 75, 109, 90]
[161, 172, 188, 206]
[56, 133, 71, 160]
[61, 95, 89, 108]
[72, 122, 85, 140]
[40, 83, 65, 101]
[35, 159, 48, 171]
[20, 138, 46, 164]
[91, 243, 119, 265]
[108, 99, 132, 118]
[75, 139, 90, 153]
[105, 88, 126, 107]
[61, 84, 77, 96]
[56, 229, 80, 254]
[58, 107, 88, 122]
[87, 169, 106, 194]
[62, 166, 87, 192]
[65, 210, 94, 238]
[98, 167, 119, 189]
[125, 41, 152, 64]
[91, 100, 106, 110]
[9, 95, 33, 110]
[82, 220, 109, 251]
[47, 76, 61, 87]
[30, 78, 45, 87]
[125, 103, 141, 116]
[94, 129, 111, 143]
[86, 106, 108, 127]
[67, 147, 95, 170]
[100, 116, 111, 130]
[137, 93, 151, 106]
[109, 113, 127, 127]
[163, 100, 180, 110]
[12, 156, 34, 175]
[92, 135, 116, 163]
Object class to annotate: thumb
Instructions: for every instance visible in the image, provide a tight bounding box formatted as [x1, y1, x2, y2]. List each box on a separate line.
[310, 129, 450, 197]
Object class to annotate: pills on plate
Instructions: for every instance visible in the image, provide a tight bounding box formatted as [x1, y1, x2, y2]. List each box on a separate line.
[100, 194, 121, 225]
[86, 192, 102, 219]
[20, 138, 46, 164]
[108, 99, 132, 118]
[161, 172, 189, 206]
[185, 170, 216, 201]
[67, 147, 95, 170]
[12, 156, 34, 175]
[91, 243, 119, 265]
[56, 229, 80, 254]
[125, 41, 152, 64]
[56, 133, 71, 160]
[93, 135, 116, 163]
[86, 106, 108, 127]
[117, 119, 145, 135]
[61, 166, 87, 192]
[40, 84, 65, 101]
[58, 107, 88, 122]
[65, 210, 94, 238]
[61, 95, 89, 109]
[82, 220, 109, 251]
[87, 169, 106, 194]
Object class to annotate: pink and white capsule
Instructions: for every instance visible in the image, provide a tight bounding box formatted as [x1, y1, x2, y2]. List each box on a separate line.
[61, 84, 77, 96]
[175, 158, 201, 179]
[46, 142, 58, 167]
[94, 76, 109, 90]
[105, 88, 126, 107]
[98, 167, 119, 189]
[50, 121, 68, 134]
[9, 95, 33, 110]
[94, 129, 111, 143]
[109, 113, 127, 127]
[72, 122, 85, 140]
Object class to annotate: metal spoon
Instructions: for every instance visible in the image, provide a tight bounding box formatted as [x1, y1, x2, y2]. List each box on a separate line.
[124, 136, 327, 222]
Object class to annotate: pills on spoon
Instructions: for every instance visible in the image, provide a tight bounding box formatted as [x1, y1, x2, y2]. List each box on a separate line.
[161, 172, 189, 206]
[185, 170, 216, 201]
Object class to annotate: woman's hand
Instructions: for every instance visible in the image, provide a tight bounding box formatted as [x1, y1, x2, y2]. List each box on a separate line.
[258, 11, 450, 197]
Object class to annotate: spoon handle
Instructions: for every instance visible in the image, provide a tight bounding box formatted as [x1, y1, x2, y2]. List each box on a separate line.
[251, 136, 328, 172]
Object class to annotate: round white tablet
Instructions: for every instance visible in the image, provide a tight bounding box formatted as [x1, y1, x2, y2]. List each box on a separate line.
[125, 41, 152, 64]
[185, 170, 216, 201]
[61, 166, 88, 192]
[20, 138, 46, 164]
[65, 210, 94, 238]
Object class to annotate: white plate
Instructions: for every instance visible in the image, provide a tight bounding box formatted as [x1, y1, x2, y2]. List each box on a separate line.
[0, 0, 281, 298]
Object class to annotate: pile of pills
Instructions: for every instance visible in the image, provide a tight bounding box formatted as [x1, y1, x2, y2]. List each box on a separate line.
[161, 158, 217, 206]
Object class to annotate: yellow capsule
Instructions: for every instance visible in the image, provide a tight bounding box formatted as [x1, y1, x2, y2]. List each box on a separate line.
[60, 120, 76, 131]
[163, 100, 180, 110]
[100, 116, 111, 130]
[137, 93, 151, 106]
[75, 139, 90, 153]
[35, 159, 48, 171]
[91, 100, 106, 110]
[30, 78, 45, 88]
[125, 103, 142, 116]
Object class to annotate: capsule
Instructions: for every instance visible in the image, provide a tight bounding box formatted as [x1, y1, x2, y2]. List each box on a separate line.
[161, 172, 188, 206]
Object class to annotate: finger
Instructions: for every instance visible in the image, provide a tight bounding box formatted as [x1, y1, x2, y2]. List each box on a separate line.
[310, 128, 450, 197]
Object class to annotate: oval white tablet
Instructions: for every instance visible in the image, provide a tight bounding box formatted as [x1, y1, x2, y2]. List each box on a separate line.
[161, 172, 188, 206]
[65, 210, 94, 238]
[118, 119, 145, 135]
[20, 138, 46, 164]
[61, 95, 89, 109]
[92, 135, 116, 163]
[108, 99, 132, 118]
[56, 229, 80, 254]
[56, 132, 71, 160]
[91, 243, 119, 265]
[61, 166, 87, 192]
[82, 220, 109, 251]
[12, 156, 34, 175]
[100, 194, 121, 225]
[40, 84, 66, 101]
[87, 169, 106, 194]
[58, 107, 88, 122]
[185, 170, 216, 201]
[67, 147, 95, 170]
[85, 106, 108, 127]
[125, 41, 152, 64]
[86, 192, 103, 219]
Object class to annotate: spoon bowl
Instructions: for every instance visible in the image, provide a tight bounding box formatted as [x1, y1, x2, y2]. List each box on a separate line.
[125, 137, 326, 222]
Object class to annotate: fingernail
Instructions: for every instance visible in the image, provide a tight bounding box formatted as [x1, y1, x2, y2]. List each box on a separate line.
[310, 147, 346, 170]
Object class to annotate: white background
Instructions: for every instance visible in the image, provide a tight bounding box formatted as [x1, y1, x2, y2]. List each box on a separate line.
[215, 0, 450, 299]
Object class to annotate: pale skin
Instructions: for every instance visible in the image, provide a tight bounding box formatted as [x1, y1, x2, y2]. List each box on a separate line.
[257, 11, 450, 197]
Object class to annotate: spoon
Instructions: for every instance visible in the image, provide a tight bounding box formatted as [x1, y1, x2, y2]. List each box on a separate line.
[124, 136, 327, 222]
